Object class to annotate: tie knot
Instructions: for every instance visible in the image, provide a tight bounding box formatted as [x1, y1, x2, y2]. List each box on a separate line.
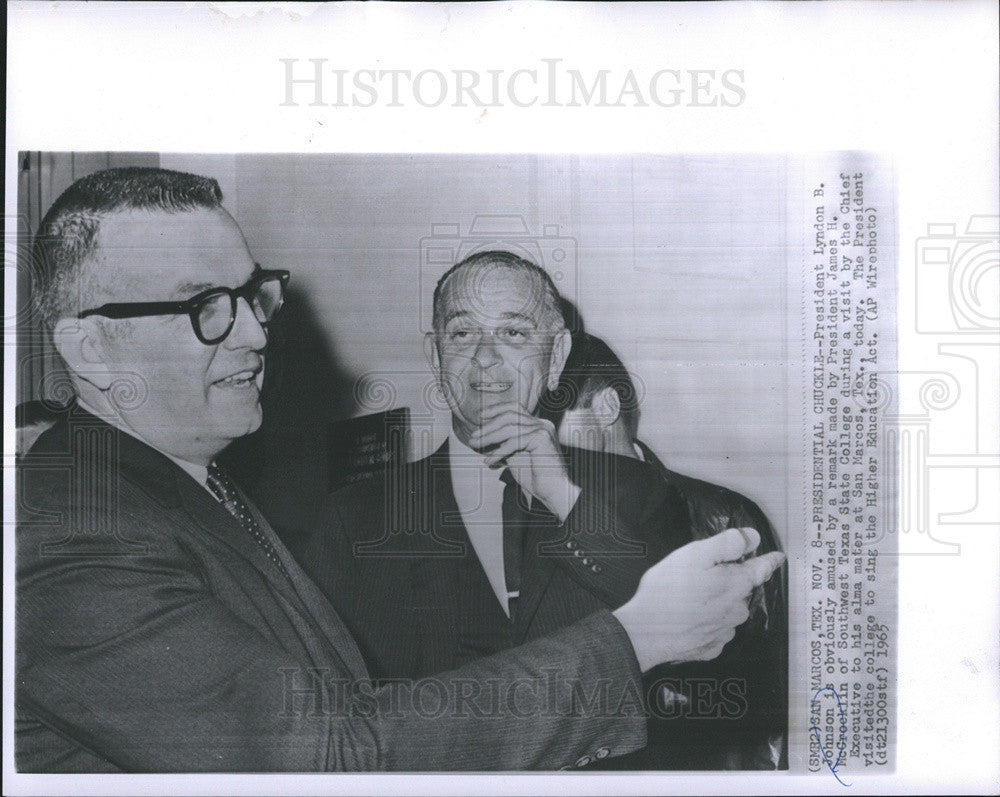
[499, 468, 532, 515]
[499, 467, 517, 488]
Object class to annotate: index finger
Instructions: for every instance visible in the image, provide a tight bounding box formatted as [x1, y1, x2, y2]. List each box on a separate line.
[664, 527, 761, 571]
[476, 404, 535, 424]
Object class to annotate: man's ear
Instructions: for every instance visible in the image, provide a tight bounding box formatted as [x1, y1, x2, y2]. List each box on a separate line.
[546, 328, 571, 391]
[424, 331, 441, 374]
[51, 317, 115, 390]
[592, 386, 622, 429]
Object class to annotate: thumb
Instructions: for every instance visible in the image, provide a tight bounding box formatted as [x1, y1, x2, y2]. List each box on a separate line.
[741, 550, 786, 588]
[677, 527, 761, 570]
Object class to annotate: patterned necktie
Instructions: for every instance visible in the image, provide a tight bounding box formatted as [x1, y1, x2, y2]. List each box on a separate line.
[207, 462, 286, 575]
[499, 468, 529, 619]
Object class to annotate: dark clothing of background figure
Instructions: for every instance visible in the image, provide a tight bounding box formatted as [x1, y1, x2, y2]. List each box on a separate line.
[633, 438, 788, 769]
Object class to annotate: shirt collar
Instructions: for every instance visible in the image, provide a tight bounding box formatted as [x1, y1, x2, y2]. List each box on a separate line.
[448, 430, 494, 465]
[448, 432, 504, 498]
[447, 431, 529, 507]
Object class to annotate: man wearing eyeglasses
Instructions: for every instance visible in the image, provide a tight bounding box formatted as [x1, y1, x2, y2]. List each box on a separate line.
[16, 167, 783, 773]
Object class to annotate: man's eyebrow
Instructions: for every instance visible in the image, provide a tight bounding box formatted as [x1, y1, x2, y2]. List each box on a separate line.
[497, 312, 537, 325]
[169, 265, 262, 300]
[171, 281, 216, 299]
[443, 310, 540, 327]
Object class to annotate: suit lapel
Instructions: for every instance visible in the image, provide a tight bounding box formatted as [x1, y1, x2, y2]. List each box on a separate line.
[59, 410, 284, 578]
[511, 500, 561, 641]
[403, 448, 465, 672]
[176, 463, 371, 679]
[411, 447, 466, 601]
[175, 475, 273, 571]
[49, 410, 371, 680]
[430, 443, 468, 552]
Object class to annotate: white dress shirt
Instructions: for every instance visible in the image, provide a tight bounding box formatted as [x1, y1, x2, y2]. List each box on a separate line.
[448, 433, 529, 617]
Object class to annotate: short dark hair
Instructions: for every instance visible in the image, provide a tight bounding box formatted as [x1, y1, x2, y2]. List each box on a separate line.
[32, 167, 224, 330]
[431, 250, 565, 334]
[546, 332, 640, 439]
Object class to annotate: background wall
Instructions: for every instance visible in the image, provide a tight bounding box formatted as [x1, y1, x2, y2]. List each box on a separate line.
[57, 153, 791, 545]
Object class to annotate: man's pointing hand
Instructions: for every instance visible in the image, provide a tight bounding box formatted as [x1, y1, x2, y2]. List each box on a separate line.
[612, 528, 786, 672]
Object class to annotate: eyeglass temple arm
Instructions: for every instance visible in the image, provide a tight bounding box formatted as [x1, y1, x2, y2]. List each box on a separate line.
[78, 300, 191, 320]
[77, 272, 288, 320]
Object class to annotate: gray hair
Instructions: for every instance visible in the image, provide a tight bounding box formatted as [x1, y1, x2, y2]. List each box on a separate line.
[432, 250, 565, 334]
[32, 167, 224, 330]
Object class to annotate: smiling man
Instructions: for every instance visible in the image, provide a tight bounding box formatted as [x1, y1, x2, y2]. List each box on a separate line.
[56, 203, 274, 461]
[16, 168, 784, 772]
[431, 252, 583, 553]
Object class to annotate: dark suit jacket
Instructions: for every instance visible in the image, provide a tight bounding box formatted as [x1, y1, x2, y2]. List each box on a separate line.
[297, 442, 689, 679]
[298, 442, 784, 769]
[16, 410, 647, 772]
[634, 439, 788, 769]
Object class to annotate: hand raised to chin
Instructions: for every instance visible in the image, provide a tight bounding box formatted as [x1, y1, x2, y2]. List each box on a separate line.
[467, 405, 581, 523]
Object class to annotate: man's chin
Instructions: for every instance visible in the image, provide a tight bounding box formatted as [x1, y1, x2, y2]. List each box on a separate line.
[246, 410, 263, 435]
[451, 413, 485, 448]
[214, 401, 263, 438]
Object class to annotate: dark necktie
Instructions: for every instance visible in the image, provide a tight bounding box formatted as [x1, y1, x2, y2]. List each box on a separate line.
[207, 462, 286, 575]
[499, 468, 529, 619]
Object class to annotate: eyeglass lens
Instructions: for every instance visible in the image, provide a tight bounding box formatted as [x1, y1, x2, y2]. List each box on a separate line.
[251, 277, 284, 322]
[195, 277, 284, 342]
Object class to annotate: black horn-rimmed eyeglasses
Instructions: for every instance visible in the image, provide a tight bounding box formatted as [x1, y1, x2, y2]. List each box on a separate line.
[78, 268, 290, 345]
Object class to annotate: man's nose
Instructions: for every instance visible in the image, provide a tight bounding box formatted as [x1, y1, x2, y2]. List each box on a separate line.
[471, 332, 502, 369]
[225, 297, 268, 351]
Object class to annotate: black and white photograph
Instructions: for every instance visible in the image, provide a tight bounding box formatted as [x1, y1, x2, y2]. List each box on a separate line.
[15, 152, 804, 773]
[4, 3, 998, 796]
